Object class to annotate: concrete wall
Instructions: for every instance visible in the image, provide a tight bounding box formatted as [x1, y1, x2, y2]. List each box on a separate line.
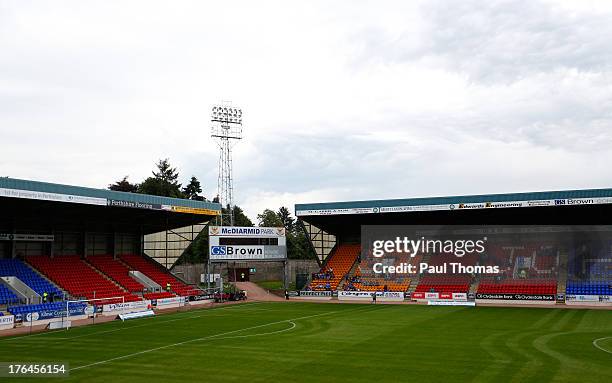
[173, 259, 320, 285]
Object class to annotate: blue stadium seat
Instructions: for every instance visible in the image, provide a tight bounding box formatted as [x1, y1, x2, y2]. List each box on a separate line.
[0, 259, 63, 298]
[0, 284, 20, 305]
[7, 301, 87, 316]
[566, 281, 612, 295]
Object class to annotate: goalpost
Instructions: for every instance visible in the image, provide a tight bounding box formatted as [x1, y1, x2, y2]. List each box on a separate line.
[175, 287, 219, 309]
[60, 296, 127, 329]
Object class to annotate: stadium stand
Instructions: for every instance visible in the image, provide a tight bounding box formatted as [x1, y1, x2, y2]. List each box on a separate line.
[533, 253, 556, 271]
[0, 284, 20, 305]
[415, 275, 472, 294]
[26, 255, 140, 303]
[119, 254, 200, 296]
[345, 267, 411, 292]
[566, 281, 612, 295]
[346, 252, 416, 292]
[144, 291, 176, 300]
[310, 244, 360, 291]
[8, 301, 87, 317]
[411, 253, 476, 293]
[86, 255, 145, 293]
[566, 242, 612, 296]
[477, 279, 557, 295]
[0, 258, 63, 299]
[475, 242, 559, 296]
[428, 253, 479, 267]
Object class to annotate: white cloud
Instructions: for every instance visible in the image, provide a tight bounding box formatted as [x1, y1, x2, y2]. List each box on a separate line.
[1, 0, 612, 222]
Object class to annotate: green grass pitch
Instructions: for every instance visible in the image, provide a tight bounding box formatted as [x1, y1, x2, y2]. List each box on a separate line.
[1, 302, 611, 382]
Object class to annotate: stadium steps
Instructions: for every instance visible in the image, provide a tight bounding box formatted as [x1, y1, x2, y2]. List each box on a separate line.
[341, 256, 362, 290]
[131, 251, 193, 287]
[83, 258, 129, 293]
[304, 244, 337, 289]
[114, 257, 151, 293]
[469, 278, 480, 294]
[407, 275, 420, 294]
[84, 257, 144, 297]
[406, 254, 432, 294]
[409, 253, 432, 293]
[310, 244, 360, 291]
[22, 259, 69, 299]
[26, 256, 141, 303]
[119, 254, 201, 296]
[115, 257, 164, 295]
[302, 244, 342, 289]
[117, 257, 132, 269]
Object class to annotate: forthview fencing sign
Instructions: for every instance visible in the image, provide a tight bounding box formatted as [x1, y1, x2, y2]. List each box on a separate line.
[0, 315, 14, 327]
[209, 226, 287, 261]
[0, 187, 219, 216]
[0, 187, 107, 206]
[0, 234, 54, 241]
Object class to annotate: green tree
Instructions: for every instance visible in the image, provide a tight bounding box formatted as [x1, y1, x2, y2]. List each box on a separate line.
[138, 159, 184, 198]
[288, 224, 316, 260]
[277, 206, 295, 232]
[232, 205, 254, 227]
[256, 207, 315, 260]
[182, 176, 203, 200]
[215, 205, 254, 226]
[257, 209, 283, 227]
[108, 176, 139, 193]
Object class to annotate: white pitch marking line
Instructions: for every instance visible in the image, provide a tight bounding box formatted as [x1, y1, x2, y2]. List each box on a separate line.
[58, 303, 349, 342]
[66, 304, 375, 342]
[1, 302, 265, 342]
[593, 337, 612, 354]
[71, 311, 333, 371]
[56, 315, 232, 341]
[212, 321, 297, 341]
[72, 305, 379, 372]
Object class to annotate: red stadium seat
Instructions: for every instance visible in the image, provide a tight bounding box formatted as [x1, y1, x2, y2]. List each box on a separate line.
[86, 255, 145, 293]
[119, 254, 200, 296]
[26, 255, 140, 304]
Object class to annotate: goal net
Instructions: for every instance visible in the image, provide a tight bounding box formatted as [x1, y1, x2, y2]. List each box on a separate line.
[60, 296, 128, 328]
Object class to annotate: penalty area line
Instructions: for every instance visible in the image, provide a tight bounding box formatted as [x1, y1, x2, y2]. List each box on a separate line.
[71, 304, 379, 372]
[1, 302, 264, 343]
[71, 310, 334, 371]
[593, 337, 612, 354]
[211, 321, 297, 341]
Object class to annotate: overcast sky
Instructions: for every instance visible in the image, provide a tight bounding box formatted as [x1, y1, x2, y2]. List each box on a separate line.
[2, 0, 612, 221]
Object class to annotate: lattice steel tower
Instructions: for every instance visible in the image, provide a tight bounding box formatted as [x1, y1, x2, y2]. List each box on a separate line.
[211, 103, 243, 226]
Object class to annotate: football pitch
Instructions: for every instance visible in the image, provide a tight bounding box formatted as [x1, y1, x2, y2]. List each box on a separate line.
[1, 302, 611, 382]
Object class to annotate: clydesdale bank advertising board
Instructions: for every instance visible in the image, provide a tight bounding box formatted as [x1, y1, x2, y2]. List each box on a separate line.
[208, 226, 287, 261]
